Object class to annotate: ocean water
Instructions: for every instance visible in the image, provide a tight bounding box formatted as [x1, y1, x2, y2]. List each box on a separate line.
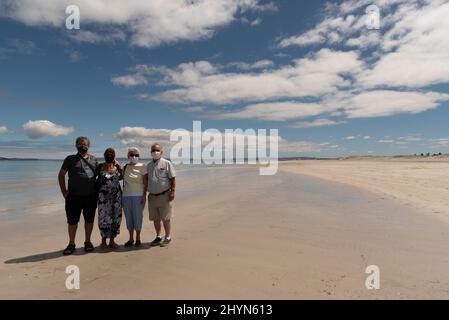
[0, 159, 249, 219]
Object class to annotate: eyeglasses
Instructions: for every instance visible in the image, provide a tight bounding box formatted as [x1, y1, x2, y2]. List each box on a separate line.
[129, 154, 140, 157]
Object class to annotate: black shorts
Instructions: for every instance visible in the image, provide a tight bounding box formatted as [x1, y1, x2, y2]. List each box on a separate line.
[65, 194, 97, 225]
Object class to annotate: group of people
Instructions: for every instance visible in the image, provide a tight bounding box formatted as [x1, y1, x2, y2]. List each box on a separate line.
[58, 136, 176, 255]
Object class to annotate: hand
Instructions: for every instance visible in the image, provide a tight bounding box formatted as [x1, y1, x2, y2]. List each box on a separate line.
[62, 191, 69, 199]
[168, 191, 175, 202]
[113, 159, 121, 168]
[141, 195, 147, 205]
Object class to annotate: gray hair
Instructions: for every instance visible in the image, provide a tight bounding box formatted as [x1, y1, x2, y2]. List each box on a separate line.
[75, 136, 90, 146]
[127, 147, 141, 157]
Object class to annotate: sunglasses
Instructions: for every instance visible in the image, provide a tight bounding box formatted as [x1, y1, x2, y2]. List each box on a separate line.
[129, 154, 140, 157]
[151, 149, 161, 152]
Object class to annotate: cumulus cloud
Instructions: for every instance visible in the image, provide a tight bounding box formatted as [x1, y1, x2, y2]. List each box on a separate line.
[291, 119, 345, 129]
[111, 74, 148, 88]
[341, 91, 449, 118]
[115, 49, 363, 105]
[212, 102, 326, 121]
[1, 0, 276, 48]
[278, 0, 449, 90]
[0, 126, 10, 134]
[23, 120, 74, 139]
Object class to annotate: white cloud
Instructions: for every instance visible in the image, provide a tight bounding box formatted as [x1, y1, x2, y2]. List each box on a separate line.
[183, 106, 205, 113]
[111, 74, 148, 88]
[227, 59, 274, 70]
[342, 90, 449, 119]
[291, 119, 345, 129]
[0, 126, 10, 134]
[1, 0, 275, 48]
[115, 127, 172, 147]
[120, 49, 363, 105]
[69, 29, 126, 44]
[97, 0, 449, 124]
[212, 102, 325, 121]
[358, 1, 449, 88]
[23, 120, 74, 139]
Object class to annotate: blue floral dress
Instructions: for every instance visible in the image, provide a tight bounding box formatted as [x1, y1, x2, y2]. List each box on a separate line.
[97, 168, 122, 238]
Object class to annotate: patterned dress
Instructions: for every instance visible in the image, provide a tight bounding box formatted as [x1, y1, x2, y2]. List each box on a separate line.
[97, 168, 122, 238]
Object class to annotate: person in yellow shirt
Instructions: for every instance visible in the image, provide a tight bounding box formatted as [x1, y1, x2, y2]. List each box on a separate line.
[122, 147, 148, 247]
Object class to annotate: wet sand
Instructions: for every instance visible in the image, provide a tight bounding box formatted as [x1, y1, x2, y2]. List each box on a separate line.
[1, 166, 449, 299]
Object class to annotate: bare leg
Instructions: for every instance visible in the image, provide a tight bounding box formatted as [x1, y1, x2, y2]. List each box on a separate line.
[128, 229, 134, 242]
[153, 220, 162, 237]
[101, 237, 107, 247]
[84, 222, 93, 242]
[163, 219, 171, 238]
[109, 237, 119, 248]
[68, 224, 77, 245]
[136, 230, 141, 242]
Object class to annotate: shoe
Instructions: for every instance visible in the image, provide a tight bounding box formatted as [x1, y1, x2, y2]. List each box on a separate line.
[160, 238, 172, 247]
[63, 244, 76, 255]
[150, 236, 163, 247]
[134, 240, 141, 247]
[84, 241, 94, 252]
[124, 240, 134, 247]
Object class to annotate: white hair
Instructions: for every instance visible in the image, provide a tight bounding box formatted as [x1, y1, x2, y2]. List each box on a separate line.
[127, 147, 140, 157]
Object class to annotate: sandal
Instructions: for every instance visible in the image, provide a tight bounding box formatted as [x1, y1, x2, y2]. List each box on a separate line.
[134, 240, 141, 247]
[63, 244, 76, 255]
[84, 241, 94, 252]
[124, 240, 134, 247]
[109, 242, 119, 249]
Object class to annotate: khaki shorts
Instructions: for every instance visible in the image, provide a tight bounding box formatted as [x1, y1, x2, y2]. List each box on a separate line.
[148, 192, 173, 221]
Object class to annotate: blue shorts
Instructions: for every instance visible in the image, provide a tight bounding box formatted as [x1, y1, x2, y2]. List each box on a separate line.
[122, 196, 143, 231]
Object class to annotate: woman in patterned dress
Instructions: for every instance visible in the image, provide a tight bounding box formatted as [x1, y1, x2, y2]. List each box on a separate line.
[97, 148, 123, 248]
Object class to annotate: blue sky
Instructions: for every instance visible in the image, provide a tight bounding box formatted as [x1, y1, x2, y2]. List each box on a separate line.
[0, 0, 448, 159]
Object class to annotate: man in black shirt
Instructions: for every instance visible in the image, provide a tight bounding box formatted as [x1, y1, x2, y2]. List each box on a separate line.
[58, 136, 98, 255]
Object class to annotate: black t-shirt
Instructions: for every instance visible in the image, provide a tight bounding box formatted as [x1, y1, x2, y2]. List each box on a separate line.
[61, 154, 98, 196]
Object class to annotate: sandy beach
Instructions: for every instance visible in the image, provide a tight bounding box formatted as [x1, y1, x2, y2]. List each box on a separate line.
[2, 162, 449, 299]
[281, 158, 449, 224]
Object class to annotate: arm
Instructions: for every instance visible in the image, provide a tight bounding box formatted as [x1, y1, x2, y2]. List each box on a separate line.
[142, 173, 148, 204]
[58, 169, 69, 199]
[168, 177, 176, 201]
[114, 160, 124, 180]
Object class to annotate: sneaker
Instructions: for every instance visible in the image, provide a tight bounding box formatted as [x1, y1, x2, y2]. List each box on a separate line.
[150, 236, 163, 247]
[124, 240, 134, 248]
[160, 238, 172, 247]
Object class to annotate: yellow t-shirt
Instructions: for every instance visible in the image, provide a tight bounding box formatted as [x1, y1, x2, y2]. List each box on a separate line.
[123, 163, 146, 196]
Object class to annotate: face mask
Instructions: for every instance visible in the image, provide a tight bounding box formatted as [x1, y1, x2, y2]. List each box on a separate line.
[105, 155, 115, 163]
[151, 151, 161, 160]
[129, 156, 139, 164]
[77, 145, 88, 154]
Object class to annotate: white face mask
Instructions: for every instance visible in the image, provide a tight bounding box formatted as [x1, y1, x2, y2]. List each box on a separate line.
[128, 156, 139, 164]
[151, 151, 162, 160]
